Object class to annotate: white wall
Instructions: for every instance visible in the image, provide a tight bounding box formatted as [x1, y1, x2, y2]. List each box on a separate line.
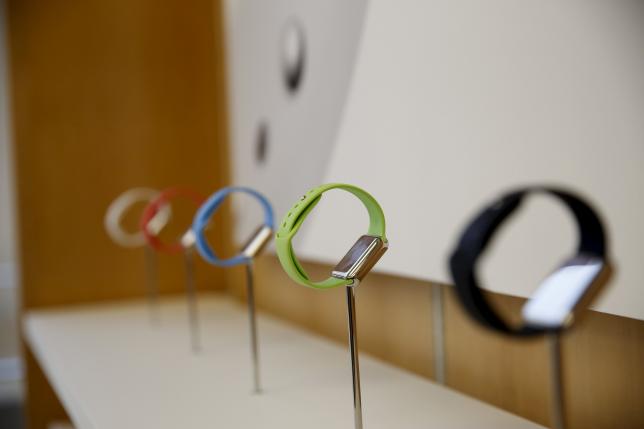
[225, 0, 368, 240]
[301, 0, 644, 322]
[228, 0, 644, 321]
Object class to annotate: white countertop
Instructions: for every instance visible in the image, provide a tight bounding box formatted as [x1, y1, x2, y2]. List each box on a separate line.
[24, 293, 544, 429]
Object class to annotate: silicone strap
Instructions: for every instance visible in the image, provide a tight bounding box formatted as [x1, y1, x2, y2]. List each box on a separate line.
[448, 186, 607, 337]
[140, 187, 205, 254]
[275, 183, 387, 289]
[104, 187, 172, 248]
[193, 186, 274, 267]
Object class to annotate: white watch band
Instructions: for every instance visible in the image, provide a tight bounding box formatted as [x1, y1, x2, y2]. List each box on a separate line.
[104, 188, 172, 247]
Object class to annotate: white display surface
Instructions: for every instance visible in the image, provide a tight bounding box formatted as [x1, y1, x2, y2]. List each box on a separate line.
[227, 1, 644, 321]
[290, 1, 643, 320]
[24, 294, 544, 429]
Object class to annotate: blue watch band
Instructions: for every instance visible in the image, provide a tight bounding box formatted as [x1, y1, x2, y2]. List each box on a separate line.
[193, 186, 274, 267]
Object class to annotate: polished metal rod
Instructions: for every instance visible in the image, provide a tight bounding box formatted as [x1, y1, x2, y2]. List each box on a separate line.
[183, 247, 201, 353]
[431, 283, 446, 384]
[144, 244, 160, 323]
[245, 261, 261, 393]
[346, 285, 363, 429]
[548, 333, 566, 429]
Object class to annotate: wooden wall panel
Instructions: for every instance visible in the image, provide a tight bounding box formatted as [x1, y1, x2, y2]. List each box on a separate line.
[445, 288, 644, 429]
[229, 254, 644, 429]
[8, 0, 229, 308]
[7, 0, 230, 427]
[563, 308, 644, 429]
[444, 291, 551, 425]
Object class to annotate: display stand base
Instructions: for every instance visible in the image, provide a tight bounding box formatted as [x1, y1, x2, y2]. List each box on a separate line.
[24, 293, 546, 429]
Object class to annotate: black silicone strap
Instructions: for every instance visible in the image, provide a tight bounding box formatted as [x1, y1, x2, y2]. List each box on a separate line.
[448, 186, 607, 336]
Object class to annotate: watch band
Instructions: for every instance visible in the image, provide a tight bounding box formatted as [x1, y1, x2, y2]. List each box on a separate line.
[448, 186, 608, 336]
[275, 183, 387, 289]
[104, 187, 172, 248]
[192, 186, 274, 267]
[140, 187, 205, 254]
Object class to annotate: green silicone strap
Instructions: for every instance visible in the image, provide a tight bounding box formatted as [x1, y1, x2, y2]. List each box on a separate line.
[275, 183, 387, 289]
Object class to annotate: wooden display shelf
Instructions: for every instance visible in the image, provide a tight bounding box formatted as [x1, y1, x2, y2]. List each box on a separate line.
[23, 293, 544, 428]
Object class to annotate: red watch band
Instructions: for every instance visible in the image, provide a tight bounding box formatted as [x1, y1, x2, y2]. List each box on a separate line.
[140, 187, 205, 254]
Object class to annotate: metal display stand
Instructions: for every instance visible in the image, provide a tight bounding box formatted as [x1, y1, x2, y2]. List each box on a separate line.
[181, 230, 201, 353]
[431, 283, 446, 384]
[329, 235, 389, 429]
[346, 284, 363, 429]
[141, 210, 171, 323]
[237, 225, 273, 393]
[143, 245, 160, 323]
[190, 185, 274, 394]
[548, 333, 565, 429]
[183, 246, 201, 353]
[104, 188, 171, 324]
[181, 226, 265, 365]
[445, 187, 612, 429]
[245, 261, 261, 393]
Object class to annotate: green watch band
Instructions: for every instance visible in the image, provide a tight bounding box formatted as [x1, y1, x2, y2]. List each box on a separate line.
[275, 183, 387, 289]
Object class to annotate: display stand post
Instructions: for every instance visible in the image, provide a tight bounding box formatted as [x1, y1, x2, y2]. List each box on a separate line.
[245, 261, 261, 393]
[183, 246, 201, 353]
[105, 188, 171, 324]
[346, 284, 363, 429]
[548, 333, 566, 429]
[431, 283, 446, 384]
[143, 244, 160, 323]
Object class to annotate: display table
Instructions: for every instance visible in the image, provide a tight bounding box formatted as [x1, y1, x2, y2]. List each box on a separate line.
[24, 293, 544, 429]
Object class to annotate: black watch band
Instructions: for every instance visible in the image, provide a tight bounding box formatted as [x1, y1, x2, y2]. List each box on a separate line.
[448, 186, 608, 337]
